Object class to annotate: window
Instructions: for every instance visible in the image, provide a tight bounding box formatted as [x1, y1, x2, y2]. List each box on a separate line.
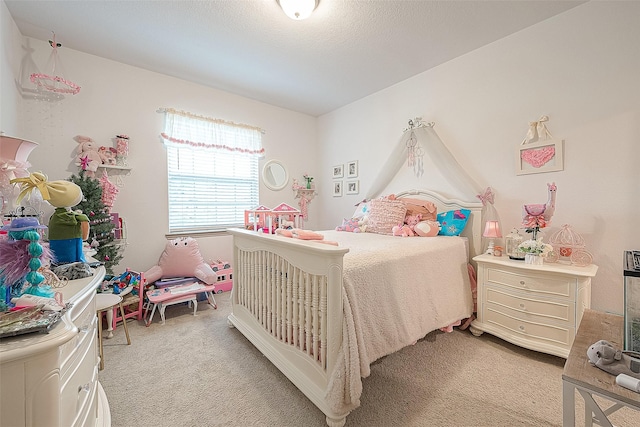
[160, 109, 264, 232]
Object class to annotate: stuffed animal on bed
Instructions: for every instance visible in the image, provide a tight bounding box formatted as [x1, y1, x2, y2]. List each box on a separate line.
[335, 218, 361, 233]
[392, 213, 422, 237]
[144, 237, 217, 285]
[414, 220, 441, 237]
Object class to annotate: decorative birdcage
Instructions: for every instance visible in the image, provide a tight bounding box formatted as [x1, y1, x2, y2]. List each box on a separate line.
[505, 228, 525, 260]
[548, 224, 593, 266]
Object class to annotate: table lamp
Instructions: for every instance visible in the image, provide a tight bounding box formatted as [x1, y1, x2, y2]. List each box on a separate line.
[483, 220, 502, 255]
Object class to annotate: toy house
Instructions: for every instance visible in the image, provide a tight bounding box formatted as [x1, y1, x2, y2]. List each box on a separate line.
[244, 205, 273, 232]
[271, 202, 302, 229]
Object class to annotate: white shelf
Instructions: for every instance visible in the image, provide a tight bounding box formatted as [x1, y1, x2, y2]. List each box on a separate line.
[97, 164, 131, 171]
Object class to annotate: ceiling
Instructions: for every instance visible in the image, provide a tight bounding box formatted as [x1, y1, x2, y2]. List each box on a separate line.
[5, 0, 586, 117]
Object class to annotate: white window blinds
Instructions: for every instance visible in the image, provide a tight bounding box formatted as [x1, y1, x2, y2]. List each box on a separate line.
[160, 109, 264, 232]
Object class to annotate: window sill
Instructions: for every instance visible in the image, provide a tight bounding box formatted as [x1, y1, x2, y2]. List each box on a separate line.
[165, 228, 238, 239]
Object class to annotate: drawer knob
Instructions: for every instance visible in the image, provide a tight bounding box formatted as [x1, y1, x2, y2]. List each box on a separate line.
[519, 303, 525, 309]
[520, 280, 526, 285]
[78, 383, 91, 393]
[519, 325, 525, 331]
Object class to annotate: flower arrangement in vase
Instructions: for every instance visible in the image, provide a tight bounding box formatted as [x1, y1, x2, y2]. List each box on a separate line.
[303, 174, 314, 189]
[518, 239, 553, 265]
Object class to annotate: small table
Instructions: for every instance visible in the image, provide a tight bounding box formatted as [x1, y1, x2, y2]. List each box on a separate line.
[562, 309, 640, 426]
[144, 282, 217, 326]
[95, 293, 131, 370]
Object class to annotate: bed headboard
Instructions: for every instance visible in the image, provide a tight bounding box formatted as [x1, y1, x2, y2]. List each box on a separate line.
[395, 189, 484, 262]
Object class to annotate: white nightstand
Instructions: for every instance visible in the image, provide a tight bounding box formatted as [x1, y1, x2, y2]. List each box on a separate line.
[470, 254, 598, 358]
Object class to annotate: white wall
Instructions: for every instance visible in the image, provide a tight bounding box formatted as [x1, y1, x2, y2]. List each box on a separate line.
[1, 1, 318, 273]
[317, 1, 640, 315]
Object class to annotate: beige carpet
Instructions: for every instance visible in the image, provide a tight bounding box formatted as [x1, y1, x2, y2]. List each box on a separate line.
[99, 293, 640, 426]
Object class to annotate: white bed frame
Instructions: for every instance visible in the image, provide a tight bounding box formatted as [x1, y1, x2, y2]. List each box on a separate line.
[227, 189, 483, 426]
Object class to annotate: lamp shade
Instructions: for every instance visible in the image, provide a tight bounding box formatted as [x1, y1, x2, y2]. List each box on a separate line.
[278, 0, 318, 20]
[0, 136, 39, 163]
[483, 220, 502, 238]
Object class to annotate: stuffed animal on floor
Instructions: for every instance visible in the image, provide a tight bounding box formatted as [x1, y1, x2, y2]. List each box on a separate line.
[587, 340, 640, 379]
[144, 237, 217, 285]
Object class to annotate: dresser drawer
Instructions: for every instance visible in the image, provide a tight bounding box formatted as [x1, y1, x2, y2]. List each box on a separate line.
[486, 267, 576, 299]
[484, 305, 575, 349]
[60, 298, 97, 377]
[485, 286, 576, 326]
[60, 329, 98, 427]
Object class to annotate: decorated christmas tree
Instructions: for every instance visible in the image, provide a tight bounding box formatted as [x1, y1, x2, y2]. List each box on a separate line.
[68, 171, 123, 274]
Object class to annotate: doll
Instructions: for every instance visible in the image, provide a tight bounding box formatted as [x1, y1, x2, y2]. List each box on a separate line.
[0, 216, 54, 304]
[11, 172, 90, 264]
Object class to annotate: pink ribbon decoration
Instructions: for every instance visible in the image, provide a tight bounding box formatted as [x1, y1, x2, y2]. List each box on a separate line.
[476, 187, 495, 206]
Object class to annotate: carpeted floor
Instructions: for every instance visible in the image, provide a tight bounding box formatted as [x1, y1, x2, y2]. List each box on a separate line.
[99, 292, 640, 426]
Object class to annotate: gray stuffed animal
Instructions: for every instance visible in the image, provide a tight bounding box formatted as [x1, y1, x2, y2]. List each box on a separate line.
[587, 340, 640, 379]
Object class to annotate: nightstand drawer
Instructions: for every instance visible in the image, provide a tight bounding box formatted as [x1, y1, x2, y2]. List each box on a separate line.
[487, 267, 575, 299]
[484, 306, 575, 349]
[485, 286, 575, 325]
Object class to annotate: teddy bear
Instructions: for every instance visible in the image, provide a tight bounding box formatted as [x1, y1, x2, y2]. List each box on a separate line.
[74, 135, 102, 177]
[392, 213, 422, 237]
[98, 146, 118, 165]
[336, 218, 361, 233]
[587, 339, 640, 379]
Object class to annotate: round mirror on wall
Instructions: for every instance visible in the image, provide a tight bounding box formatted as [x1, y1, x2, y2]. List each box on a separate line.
[262, 160, 289, 191]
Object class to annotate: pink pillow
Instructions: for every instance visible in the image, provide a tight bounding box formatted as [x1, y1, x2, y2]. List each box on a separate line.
[366, 198, 407, 235]
[399, 197, 437, 221]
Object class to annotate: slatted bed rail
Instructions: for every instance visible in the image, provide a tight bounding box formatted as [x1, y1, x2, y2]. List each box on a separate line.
[237, 249, 329, 369]
[227, 228, 350, 426]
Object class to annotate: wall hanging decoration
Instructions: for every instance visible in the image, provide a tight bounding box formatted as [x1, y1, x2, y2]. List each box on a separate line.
[333, 181, 343, 197]
[404, 119, 426, 177]
[346, 160, 358, 178]
[516, 115, 564, 175]
[332, 164, 344, 178]
[292, 178, 315, 221]
[346, 180, 359, 195]
[30, 33, 80, 96]
[365, 119, 482, 201]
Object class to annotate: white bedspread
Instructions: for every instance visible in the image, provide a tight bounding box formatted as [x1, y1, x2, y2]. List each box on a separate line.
[320, 231, 473, 414]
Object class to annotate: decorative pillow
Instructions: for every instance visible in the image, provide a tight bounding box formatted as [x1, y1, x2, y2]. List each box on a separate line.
[399, 197, 437, 221]
[335, 218, 361, 233]
[437, 209, 471, 236]
[366, 198, 407, 235]
[414, 220, 441, 237]
[352, 201, 370, 219]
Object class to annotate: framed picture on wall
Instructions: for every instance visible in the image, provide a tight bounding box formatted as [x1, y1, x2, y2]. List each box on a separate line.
[332, 164, 344, 178]
[346, 180, 359, 195]
[346, 160, 358, 178]
[516, 139, 564, 175]
[333, 181, 343, 197]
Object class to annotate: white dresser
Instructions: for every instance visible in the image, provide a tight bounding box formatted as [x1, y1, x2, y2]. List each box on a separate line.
[470, 254, 598, 358]
[0, 267, 111, 427]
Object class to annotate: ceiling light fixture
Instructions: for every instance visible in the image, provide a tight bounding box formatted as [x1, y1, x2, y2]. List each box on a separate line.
[277, 0, 318, 20]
